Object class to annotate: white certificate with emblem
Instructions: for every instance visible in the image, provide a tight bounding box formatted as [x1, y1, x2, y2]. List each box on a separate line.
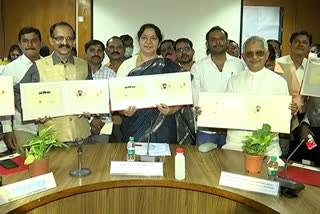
[20, 80, 110, 121]
[0, 76, 15, 116]
[197, 92, 291, 133]
[109, 72, 193, 111]
[301, 57, 320, 97]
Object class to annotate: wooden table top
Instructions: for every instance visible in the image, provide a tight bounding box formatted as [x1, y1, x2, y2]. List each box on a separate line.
[1, 143, 319, 213]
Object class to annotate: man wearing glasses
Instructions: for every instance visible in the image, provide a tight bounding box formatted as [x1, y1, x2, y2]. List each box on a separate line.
[175, 38, 195, 71]
[191, 26, 244, 148]
[14, 22, 91, 143]
[223, 36, 289, 156]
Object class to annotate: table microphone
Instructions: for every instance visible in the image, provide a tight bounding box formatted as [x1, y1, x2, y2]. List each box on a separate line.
[139, 119, 160, 162]
[274, 137, 308, 198]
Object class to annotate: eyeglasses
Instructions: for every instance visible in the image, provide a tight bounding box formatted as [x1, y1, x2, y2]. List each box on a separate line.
[53, 36, 74, 43]
[245, 50, 265, 58]
[176, 46, 191, 53]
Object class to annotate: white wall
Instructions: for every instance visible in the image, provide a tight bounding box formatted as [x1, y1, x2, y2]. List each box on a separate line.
[93, 0, 242, 63]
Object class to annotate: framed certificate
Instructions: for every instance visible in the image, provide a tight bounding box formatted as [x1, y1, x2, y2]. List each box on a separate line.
[197, 92, 292, 133]
[109, 72, 193, 111]
[20, 80, 110, 121]
[0, 76, 15, 116]
[301, 57, 320, 97]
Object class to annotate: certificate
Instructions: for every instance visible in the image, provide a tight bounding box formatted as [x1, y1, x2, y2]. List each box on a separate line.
[301, 57, 320, 97]
[197, 92, 291, 133]
[0, 76, 15, 116]
[109, 72, 193, 111]
[20, 80, 110, 121]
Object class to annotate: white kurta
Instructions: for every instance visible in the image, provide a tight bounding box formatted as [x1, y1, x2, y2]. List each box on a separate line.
[223, 67, 289, 156]
[190, 53, 245, 106]
[276, 55, 307, 85]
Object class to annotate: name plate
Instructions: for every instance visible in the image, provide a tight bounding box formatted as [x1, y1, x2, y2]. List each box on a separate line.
[0, 172, 57, 205]
[110, 161, 163, 176]
[219, 171, 279, 196]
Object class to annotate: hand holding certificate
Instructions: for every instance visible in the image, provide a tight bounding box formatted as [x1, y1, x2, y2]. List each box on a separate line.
[197, 92, 292, 133]
[0, 76, 15, 116]
[20, 80, 110, 121]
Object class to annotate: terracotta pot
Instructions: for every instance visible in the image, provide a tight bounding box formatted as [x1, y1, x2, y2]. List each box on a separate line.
[244, 153, 264, 174]
[29, 158, 49, 177]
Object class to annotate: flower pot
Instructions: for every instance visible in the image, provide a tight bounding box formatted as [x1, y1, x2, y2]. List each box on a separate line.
[28, 158, 49, 177]
[244, 153, 264, 174]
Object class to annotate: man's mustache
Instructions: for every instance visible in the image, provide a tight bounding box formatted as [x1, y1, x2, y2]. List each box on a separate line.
[92, 55, 101, 59]
[26, 48, 36, 50]
[59, 44, 71, 49]
[111, 51, 120, 55]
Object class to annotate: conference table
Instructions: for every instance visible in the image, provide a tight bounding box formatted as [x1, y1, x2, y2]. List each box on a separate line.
[1, 143, 319, 214]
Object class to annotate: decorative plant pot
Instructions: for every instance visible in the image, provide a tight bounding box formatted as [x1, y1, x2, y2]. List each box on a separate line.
[244, 153, 264, 174]
[28, 158, 49, 177]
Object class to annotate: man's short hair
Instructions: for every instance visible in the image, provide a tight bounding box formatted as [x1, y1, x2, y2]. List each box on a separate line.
[106, 36, 124, 48]
[206, 26, 228, 41]
[175, 38, 193, 49]
[120, 34, 133, 42]
[289, 31, 312, 45]
[228, 40, 239, 47]
[85, 40, 105, 53]
[267, 39, 281, 47]
[49, 22, 75, 39]
[18, 26, 42, 42]
[39, 45, 50, 57]
[243, 36, 268, 53]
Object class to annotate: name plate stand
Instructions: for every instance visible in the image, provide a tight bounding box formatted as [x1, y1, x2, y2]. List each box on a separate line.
[0, 172, 57, 205]
[219, 171, 280, 196]
[110, 161, 163, 176]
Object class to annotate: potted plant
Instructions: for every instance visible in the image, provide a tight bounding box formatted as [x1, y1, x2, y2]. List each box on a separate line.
[23, 125, 70, 177]
[242, 124, 277, 174]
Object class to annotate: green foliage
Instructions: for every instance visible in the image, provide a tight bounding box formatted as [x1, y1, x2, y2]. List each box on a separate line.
[242, 124, 278, 155]
[23, 125, 70, 165]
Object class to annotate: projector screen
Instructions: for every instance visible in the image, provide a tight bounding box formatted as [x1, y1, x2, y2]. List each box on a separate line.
[93, 0, 242, 64]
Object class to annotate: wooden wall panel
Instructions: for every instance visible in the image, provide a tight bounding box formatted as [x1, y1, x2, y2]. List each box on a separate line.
[78, 0, 92, 59]
[243, 0, 320, 56]
[295, 0, 320, 45]
[0, 0, 4, 59]
[4, 0, 76, 57]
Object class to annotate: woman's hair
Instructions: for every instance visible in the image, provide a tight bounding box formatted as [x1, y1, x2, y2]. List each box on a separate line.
[137, 23, 163, 42]
[8, 44, 22, 61]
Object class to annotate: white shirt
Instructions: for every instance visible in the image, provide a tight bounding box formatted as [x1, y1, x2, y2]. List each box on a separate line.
[1, 54, 38, 134]
[191, 54, 245, 106]
[223, 67, 289, 156]
[276, 55, 307, 85]
[0, 65, 5, 75]
[117, 55, 139, 77]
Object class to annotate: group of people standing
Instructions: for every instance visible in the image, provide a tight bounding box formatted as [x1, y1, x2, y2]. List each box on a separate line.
[0, 21, 319, 166]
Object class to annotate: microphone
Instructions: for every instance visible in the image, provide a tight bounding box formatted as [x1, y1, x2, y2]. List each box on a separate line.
[138, 120, 160, 162]
[274, 137, 308, 198]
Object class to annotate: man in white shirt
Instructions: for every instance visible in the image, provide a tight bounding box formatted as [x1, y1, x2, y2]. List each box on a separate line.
[276, 31, 311, 156]
[191, 26, 244, 147]
[1, 26, 42, 154]
[224, 36, 289, 156]
[85, 40, 116, 143]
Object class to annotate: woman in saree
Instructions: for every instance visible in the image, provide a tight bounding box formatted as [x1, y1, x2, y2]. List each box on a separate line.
[117, 23, 195, 144]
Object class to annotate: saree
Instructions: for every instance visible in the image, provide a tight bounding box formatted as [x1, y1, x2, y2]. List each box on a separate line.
[121, 58, 196, 144]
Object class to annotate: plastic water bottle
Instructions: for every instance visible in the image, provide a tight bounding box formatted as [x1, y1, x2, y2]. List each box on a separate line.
[267, 156, 279, 180]
[127, 137, 135, 161]
[175, 148, 185, 180]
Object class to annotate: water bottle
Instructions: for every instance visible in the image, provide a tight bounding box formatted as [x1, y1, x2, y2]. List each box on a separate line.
[127, 137, 135, 161]
[267, 156, 278, 180]
[175, 148, 185, 180]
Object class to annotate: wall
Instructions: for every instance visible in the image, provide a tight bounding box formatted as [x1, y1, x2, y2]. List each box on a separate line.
[1, 0, 91, 59]
[243, 0, 320, 56]
[93, 0, 242, 62]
